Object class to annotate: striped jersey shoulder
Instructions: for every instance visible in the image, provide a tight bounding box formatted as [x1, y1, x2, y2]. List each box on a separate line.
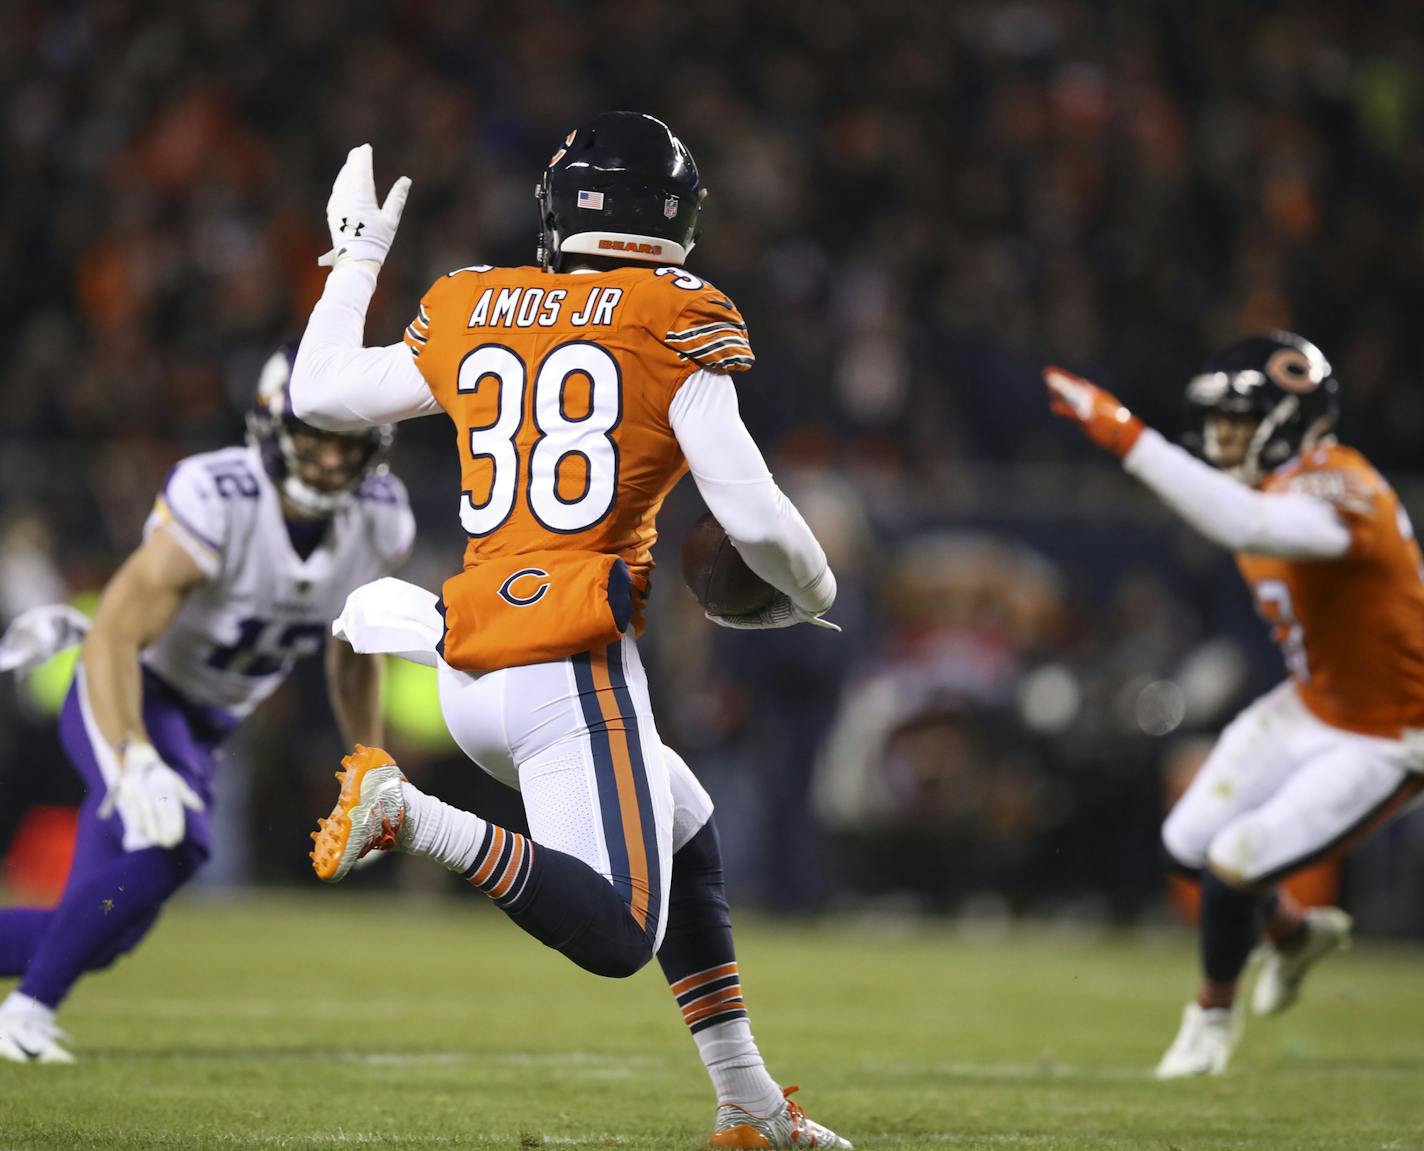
[402, 265, 497, 359]
[655, 274, 754, 375]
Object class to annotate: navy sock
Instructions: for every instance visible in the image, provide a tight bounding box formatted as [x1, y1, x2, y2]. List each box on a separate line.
[462, 825, 656, 979]
[1200, 871, 1264, 987]
[658, 820, 748, 1033]
[19, 844, 203, 1008]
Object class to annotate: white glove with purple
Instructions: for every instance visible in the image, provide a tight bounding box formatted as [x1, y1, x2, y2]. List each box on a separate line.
[98, 740, 204, 849]
[0, 604, 90, 675]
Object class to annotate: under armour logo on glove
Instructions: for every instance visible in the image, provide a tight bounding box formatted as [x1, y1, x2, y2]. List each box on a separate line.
[318, 144, 412, 269]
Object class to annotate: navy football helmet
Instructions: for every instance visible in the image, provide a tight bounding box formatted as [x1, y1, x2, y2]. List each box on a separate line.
[536, 111, 704, 272]
[1184, 331, 1340, 484]
[246, 347, 394, 517]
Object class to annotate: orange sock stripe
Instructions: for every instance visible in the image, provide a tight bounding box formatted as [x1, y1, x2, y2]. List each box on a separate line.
[680, 984, 746, 1019]
[670, 961, 739, 997]
[468, 826, 506, 887]
[589, 648, 651, 929]
[487, 834, 526, 900]
[683, 993, 748, 1027]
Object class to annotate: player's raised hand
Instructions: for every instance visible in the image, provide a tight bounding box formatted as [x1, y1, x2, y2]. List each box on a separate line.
[1044, 365, 1145, 459]
[317, 144, 412, 270]
[98, 740, 204, 849]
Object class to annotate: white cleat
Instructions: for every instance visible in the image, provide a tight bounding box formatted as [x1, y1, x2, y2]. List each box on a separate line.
[711, 1086, 852, 1148]
[1252, 906, 1353, 1017]
[309, 744, 408, 883]
[0, 1009, 75, 1064]
[1154, 1002, 1240, 1079]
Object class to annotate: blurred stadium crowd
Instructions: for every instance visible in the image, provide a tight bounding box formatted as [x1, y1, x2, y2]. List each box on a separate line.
[3, 0, 1423, 930]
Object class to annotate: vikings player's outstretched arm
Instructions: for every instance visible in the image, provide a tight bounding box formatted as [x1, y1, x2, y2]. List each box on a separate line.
[669, 369, 837, 619]
[1045, 367, 1350, 560]
[290, 145, 440, 431]
[80, 528, 208, 847]
[82, 530, 206, 755]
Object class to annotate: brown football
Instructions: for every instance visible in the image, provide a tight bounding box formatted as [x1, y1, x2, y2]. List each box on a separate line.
[680, 513, 779, 617]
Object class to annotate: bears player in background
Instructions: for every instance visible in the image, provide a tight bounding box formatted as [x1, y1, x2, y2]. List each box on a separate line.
[1046, 334, 1424, 1078]
[290, 115, 849, 1147]
[0, 350, 414, 1063]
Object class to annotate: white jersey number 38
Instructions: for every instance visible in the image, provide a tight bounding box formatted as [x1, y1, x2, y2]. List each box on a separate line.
[457, 340, 621, 536]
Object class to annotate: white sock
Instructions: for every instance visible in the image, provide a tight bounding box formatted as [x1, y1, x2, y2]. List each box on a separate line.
[398, 782, 488, 874]
[696, 1018, 783, 1116]
[1, 991, 55, 1025]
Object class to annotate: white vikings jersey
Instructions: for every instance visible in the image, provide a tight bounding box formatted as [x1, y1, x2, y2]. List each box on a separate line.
[141, 446, 414, 719]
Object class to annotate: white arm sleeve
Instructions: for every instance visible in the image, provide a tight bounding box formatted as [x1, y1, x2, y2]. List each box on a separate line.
[669, 370, 835, 612]
[1124, 429, 1351, 560]
[290, 262, 441, 431]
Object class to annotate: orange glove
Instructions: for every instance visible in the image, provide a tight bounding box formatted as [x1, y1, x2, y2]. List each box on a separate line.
[1044, 366, 1145, 459]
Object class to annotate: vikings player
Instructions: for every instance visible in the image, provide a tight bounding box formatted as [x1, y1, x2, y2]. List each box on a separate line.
[0, 349, 413, 1063]
[1046, 334, 1424, 1077]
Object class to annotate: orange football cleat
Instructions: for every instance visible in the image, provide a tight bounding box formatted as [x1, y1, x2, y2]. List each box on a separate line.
[309, 744, 408, 883]
[710, 1086, 852, 1149]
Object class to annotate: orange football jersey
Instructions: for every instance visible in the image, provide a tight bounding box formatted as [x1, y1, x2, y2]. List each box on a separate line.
[1237, 442, 1424, 738]
[404, 263, 753, 599]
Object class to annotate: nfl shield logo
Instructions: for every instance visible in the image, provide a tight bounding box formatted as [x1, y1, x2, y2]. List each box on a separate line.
[664, 196, 679, 219]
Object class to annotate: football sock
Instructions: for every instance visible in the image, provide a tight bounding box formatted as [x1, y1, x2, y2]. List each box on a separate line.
[400, 782, 656, 978]
[1262, 888, 1308, 949]
[658, 820, 782, 1117]
[1199, 870, 1263, 995]
[18, 844, 201, 1009]
[399, 782, 487, 872]
[0, 990, 54, 1026]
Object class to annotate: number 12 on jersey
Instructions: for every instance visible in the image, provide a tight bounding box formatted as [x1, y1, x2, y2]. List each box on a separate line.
[458, 340, 621, 536]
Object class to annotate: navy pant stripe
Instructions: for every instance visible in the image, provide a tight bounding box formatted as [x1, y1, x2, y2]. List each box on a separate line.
[571, 651, 633, 908]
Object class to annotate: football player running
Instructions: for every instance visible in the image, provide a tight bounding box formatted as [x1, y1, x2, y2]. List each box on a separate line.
[0, 350, 414, 1063]
[1045, 335, 1424, 1078]
[290, 115, 849, 1147]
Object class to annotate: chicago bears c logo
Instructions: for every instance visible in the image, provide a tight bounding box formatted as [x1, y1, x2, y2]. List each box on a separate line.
[498, 568, 551, 607]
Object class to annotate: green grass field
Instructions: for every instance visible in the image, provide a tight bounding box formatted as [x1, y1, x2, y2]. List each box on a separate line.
[2, 893, 1422, 1150]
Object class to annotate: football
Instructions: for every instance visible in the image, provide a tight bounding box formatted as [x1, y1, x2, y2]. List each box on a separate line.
[680, 512, 779, 617]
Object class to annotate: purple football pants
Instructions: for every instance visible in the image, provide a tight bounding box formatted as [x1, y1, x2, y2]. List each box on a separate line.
[0, 668, 233, 1008]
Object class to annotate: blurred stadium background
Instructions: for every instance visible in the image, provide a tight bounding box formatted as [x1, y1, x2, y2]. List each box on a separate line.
[3, 0, 1424, 940]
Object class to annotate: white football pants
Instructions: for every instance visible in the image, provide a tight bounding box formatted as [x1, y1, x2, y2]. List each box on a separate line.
[1163, 680, 1424, 885]
[437, 635, 714, 953]
[332, 577, 714, 953]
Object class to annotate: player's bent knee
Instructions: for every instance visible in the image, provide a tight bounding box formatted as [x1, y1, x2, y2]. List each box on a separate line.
[1205, 834, 1267, 891]
[563, 912, 657, 979]
[1160, 810, 1206, 874]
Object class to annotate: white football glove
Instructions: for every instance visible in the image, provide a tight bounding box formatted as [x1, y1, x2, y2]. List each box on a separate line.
[317, 144, 412, 270]
[97, 740, 204, 849]
[706, 593, 842, 631]
[0, 604, 90, 675]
